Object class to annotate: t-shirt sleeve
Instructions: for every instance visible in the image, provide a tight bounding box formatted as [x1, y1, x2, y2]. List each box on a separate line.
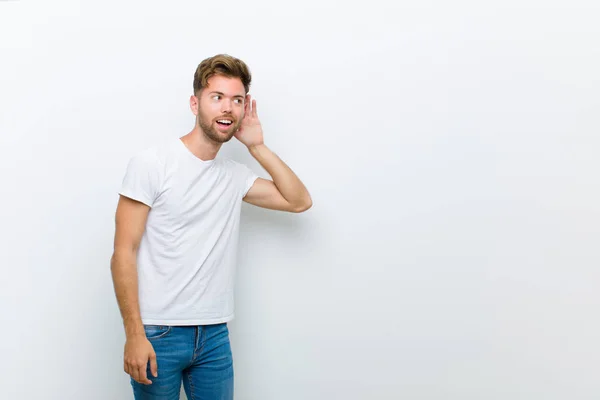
[239, 163, 260, 198]
[118, 151, 161, 207]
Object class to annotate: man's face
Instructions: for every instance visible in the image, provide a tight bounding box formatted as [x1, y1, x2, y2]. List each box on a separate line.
[194, 75, 246, 143]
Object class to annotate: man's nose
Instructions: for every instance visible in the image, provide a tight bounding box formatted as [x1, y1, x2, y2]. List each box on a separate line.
[221, 99, 232, 113]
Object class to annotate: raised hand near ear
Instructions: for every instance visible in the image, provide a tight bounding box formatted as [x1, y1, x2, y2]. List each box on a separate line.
[234, 95, 264, 149]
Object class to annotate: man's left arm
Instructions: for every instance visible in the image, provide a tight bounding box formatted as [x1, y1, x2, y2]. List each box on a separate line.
[243, 144, 312, 213]
[235, 95, 312, 213]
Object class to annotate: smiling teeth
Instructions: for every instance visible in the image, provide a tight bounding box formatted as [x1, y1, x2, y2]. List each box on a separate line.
[217, 120, 232, 125]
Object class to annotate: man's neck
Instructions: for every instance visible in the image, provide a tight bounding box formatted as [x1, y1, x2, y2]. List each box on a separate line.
[180, 126, 221, 161]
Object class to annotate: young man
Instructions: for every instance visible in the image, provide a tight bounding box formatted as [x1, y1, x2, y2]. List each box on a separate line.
[110, 54, 312, 400]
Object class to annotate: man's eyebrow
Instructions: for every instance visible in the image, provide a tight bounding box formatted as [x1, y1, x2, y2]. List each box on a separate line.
[209, 91, 245, 99]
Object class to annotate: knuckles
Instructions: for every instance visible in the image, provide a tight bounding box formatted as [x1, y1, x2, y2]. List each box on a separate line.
[125, 359, 146, 368]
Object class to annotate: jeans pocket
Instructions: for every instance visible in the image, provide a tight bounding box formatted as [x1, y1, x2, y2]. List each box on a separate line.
[144, 325, 172, 340]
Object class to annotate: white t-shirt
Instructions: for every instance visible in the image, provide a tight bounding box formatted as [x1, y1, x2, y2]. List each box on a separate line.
[118, 138, 259, 325]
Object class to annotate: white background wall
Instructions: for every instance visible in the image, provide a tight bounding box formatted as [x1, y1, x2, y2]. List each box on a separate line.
[1, 0, 599, 399]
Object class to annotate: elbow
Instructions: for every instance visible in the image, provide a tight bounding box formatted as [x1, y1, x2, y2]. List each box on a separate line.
[291, 196, 313, 213]
[110, 253, 121, 273]
[110, 249, 136, 271]
[110, 252, 117, 269]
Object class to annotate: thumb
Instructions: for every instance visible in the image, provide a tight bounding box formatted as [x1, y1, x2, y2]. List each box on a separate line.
[149, 351, 158, 377]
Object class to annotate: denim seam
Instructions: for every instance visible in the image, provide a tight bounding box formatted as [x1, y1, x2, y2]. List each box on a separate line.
[198, 327, 206, 355]
[191, 327, 200, 364]
[145, 326, 172, 341]
[187, 369, 196, 400]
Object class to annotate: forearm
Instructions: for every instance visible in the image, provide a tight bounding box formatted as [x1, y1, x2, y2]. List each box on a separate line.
[110, 252, 144, 338]
[249, 144, 311, 208]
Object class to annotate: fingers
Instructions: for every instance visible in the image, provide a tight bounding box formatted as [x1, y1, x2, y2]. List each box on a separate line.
[149, 351, 158, 378]
[244, 95, 258, 118]
[138, 363, 152, 385]
[124, 357, 153, 385]
[245, 94, 251, 115]
[130, 363, 140, 383]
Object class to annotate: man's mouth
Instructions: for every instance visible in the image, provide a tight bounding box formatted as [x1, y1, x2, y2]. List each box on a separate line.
[216, 119, 233, 127]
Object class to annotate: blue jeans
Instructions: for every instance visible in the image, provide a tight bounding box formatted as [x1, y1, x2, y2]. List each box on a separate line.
[131, 323, 234, 400]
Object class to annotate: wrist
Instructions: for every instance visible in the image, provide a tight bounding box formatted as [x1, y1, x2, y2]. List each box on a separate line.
[125, 330, 146, 340]
[124, 320, 145, 338]
[248, 143, 266, 155]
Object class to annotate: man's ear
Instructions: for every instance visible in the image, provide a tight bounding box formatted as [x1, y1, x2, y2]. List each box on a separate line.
[190, 95, 199, 116]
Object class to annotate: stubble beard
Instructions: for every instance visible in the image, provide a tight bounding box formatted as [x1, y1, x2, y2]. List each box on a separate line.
[198, 109, 241, 144]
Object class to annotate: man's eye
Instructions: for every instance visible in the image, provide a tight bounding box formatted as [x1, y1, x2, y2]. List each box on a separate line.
[234, 99, 242, 104]
[212, 95, 220, 100]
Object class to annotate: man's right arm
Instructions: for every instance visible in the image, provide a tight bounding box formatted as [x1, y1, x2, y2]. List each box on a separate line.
[110, 194, 157, 385]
